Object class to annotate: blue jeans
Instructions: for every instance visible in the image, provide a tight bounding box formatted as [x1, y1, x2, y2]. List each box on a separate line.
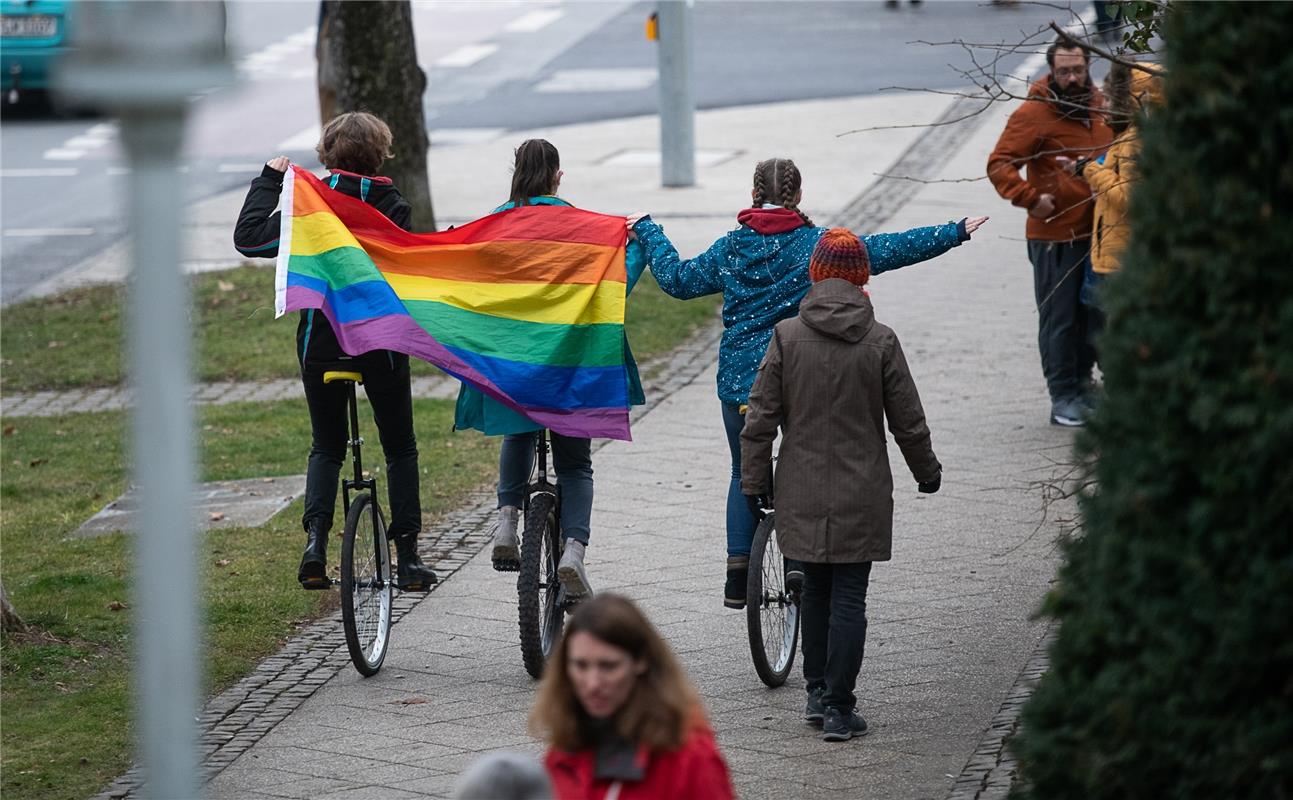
[721, 402, 759, 558]
[497, 431, 593, 545]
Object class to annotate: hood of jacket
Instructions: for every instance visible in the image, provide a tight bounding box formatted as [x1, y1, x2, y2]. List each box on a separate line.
[736, 206, 807, 235]
[798, 278, 875, 343]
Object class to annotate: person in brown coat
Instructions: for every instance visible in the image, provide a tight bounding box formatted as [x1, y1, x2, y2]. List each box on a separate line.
[987, 37, 1113, 427]
[740, 229, 942, 742]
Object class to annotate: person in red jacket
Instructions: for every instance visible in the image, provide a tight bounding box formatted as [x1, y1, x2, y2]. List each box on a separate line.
[530, 595, 734, 800]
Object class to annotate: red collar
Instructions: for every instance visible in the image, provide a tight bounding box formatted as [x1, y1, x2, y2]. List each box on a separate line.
[736, 206, 806, 234]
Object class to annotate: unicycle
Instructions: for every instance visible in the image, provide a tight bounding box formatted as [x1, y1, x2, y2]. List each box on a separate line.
[326, 369, 393, 677]
[746, 472, 801, 687]
[517, 430, 581, 679]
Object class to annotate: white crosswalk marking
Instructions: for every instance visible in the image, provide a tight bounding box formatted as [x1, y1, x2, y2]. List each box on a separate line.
[434, 43, 498, 68]
[505, 8, 563, 32]
[4, 227, 96, 237]
[535, 68, 656, 93]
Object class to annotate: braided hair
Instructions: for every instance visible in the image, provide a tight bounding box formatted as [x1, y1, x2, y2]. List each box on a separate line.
[510, 139, 561, 206]
[751, 157, 814, 227]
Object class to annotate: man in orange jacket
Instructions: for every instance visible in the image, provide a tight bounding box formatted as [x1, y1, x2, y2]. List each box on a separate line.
[988, 38, 1113, 426]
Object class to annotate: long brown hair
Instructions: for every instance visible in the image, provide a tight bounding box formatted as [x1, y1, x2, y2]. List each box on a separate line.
[752, 157, 814, 227]
[529, 594, 703, 752]
[509, 138, 561, 206]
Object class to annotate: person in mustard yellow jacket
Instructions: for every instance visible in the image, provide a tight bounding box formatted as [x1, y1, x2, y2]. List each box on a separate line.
[1064, 63, 1165, 344]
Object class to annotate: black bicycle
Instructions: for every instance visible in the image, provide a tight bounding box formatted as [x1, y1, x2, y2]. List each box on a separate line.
[516, 430, 584, 679]
[323, 369, 394, 677]
[746, 473, 802, 687]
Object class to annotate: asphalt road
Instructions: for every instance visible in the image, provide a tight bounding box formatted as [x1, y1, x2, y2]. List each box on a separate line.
[0, 0, 1077, 306]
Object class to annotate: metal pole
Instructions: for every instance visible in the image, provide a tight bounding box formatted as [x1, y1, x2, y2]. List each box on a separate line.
[54, 4, 230, 797]
[123, 106, 201, 799]
[657, 0, 695, 187]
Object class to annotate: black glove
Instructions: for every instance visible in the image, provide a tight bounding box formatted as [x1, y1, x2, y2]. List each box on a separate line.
[917, 471, 941, 494]
[744, 494, 771, 520]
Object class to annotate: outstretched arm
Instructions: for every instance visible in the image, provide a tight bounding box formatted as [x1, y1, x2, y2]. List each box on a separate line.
[233, 158, 289, 258]
[631, 217, 726, 300]
[861, 216, 980, 276]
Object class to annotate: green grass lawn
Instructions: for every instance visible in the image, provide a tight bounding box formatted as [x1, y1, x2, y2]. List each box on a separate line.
[0, 265, 719, 393]
[0, 272, 719, 800]
[0, 399, 498, 800]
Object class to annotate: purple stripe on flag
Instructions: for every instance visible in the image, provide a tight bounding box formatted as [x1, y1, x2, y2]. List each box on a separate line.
[284, 284, 631, 440]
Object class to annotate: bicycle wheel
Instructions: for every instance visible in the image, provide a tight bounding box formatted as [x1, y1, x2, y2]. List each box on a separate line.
[340, 492, 393, 676]
[518, 491, 563, 679]
[747, 512, 800, 687]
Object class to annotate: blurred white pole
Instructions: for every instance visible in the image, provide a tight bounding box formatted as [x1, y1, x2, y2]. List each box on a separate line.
[55, 4, 231, 797]
[657, 0, 695, 187]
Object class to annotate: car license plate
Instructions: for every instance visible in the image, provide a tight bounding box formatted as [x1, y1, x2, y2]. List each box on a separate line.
[1, 15, 58, 38]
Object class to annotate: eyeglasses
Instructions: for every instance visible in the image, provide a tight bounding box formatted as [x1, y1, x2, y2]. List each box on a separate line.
[1053, 67, 1087, 79]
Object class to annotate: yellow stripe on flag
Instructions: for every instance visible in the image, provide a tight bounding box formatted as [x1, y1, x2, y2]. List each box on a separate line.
[387, 273, 626, 327]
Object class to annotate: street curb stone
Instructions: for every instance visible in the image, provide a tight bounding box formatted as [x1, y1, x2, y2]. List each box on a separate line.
[945, 626, 1055, 800]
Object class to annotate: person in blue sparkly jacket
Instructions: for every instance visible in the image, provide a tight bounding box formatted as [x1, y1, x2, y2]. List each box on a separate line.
[629, 157, 988, 609]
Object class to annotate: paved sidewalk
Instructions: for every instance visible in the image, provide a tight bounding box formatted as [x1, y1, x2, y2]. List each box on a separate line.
[0, 373, 460, 418]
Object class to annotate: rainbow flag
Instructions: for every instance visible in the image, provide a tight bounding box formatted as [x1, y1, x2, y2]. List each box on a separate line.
[274, 166, 633, 440]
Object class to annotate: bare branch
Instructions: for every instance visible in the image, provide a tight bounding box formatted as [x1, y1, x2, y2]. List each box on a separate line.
[1049, 21, 1161, 74]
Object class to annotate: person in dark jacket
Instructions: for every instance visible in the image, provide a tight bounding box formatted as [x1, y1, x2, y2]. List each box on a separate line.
[740, 229, 942, 742]
[630, 157, 985, 609]
[233, 111, 436, 592]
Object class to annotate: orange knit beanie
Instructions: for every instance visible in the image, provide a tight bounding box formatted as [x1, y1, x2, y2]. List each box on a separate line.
[809, 228, 870, 287]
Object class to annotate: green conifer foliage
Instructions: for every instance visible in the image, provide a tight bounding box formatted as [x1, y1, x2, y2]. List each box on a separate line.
[1011, 4, 1293, 797]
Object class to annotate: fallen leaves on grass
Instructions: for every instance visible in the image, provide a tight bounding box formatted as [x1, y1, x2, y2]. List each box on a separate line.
[106, 601, 128, 612]
[209, 512, 226, 522]
[215, 558, 232, 567]
[3, 425, 15, 436]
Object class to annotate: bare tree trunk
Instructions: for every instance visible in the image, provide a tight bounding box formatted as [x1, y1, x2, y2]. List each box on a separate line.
[1, 581, 24, 633]
[318, 1, 435, 231]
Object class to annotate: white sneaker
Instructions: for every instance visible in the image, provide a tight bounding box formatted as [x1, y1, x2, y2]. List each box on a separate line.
[491, 506, 520, 571]
[557, 540, 592, 597]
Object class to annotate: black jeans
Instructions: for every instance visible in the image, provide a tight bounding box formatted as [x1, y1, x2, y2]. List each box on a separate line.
[300, 351, 420, 542]
[1027, 239, 1096, 403]
[801, 561, 873, 712]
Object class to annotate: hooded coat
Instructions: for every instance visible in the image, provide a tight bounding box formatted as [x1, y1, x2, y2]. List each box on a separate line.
[987, 77, 1113, 242]
[740, 279, 940, 564]
[1085, 68, 1164, 274]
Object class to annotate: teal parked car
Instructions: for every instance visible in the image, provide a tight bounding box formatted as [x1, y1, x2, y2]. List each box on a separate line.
[1, 0, 72, 102]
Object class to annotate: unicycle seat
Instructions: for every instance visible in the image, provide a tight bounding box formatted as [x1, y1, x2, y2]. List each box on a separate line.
[323, 370, 364, 385]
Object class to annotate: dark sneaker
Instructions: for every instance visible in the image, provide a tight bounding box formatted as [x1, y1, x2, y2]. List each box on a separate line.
[804, 688, 825, 725]
[724, 555, 749, 609]
[822, 707, 869, 742]
[1049, 398, 1085, 427]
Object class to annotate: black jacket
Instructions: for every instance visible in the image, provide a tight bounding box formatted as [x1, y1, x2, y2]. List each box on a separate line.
[233, 165, 413, 365]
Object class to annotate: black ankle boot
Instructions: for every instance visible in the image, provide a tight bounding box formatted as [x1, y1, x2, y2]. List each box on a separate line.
[394, 534, 437, 591]
[724, 555, 749, 609]
[298, 522, 330, 590]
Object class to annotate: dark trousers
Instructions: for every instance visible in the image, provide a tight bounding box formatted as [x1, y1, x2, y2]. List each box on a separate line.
[1027, 239, 1096, 403]
[300, 350, 421, 541]
[801, 561, 873, 712]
